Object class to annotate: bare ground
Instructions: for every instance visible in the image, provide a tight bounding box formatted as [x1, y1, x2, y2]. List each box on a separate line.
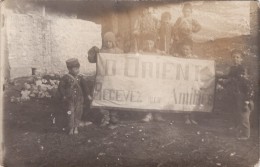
[2, 82, 259, 167]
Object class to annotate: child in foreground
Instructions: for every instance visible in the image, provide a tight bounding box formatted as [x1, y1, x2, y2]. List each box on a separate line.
[218, 49, 254, 140]
[58, 58, 92, 135]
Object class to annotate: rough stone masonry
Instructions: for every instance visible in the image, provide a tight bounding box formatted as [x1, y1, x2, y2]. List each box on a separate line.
[6, 13, 102, 79]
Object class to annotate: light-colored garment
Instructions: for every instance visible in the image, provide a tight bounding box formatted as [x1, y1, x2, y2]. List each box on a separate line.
[172, 16, 201, 42]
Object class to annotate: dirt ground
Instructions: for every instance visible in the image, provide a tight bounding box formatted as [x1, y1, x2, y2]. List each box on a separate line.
[2, 80, 259, 167]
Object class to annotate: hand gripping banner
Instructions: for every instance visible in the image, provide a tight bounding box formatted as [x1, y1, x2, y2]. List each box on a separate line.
[91, 53, 215, 113]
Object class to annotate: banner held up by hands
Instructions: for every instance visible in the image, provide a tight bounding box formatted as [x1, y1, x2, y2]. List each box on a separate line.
[91, 53, 215, 113]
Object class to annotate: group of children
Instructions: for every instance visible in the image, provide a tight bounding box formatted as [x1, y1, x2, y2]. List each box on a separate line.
[57, 3, 254, 140]
[133, 2, 201, 55]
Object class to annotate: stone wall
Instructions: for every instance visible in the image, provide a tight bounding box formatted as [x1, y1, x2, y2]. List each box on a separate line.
[6, 13, 102, 79]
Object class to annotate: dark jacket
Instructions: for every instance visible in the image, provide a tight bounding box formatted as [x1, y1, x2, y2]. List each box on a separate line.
[58, 73, 90, 102]
[220, 65, 253, 101]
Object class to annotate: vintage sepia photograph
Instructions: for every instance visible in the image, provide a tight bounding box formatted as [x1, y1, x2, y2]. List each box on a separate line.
[0, 0, 259, 167]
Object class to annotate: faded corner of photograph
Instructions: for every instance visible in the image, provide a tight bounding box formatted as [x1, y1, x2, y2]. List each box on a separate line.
[0, 0, 259, 167]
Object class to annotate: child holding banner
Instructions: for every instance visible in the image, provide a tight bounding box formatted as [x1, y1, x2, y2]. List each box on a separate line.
[140, 34, 166, 122]
[58, 58, 92, 135]
[88, 31, 123, 128]
[174, 41, 198, 125]
[217, 50, 254, 140]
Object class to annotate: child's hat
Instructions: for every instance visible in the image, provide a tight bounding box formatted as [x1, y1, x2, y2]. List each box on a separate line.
[66, 58, 80, 68]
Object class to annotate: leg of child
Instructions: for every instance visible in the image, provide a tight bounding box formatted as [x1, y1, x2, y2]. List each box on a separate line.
[226, 94, 239, 132]
[67, 102, 75, 135]
[142, 113, 153, 122]
[68, 110, 75, 135]
[100, 109, 110, 127]
[74, 100, 84, 134]
[153, 113, 165, 122]
[189, 113, 198, 125]
[238, 105, 251, 140]
[184, 114, 191, 125]
[110, 110, 119, 124]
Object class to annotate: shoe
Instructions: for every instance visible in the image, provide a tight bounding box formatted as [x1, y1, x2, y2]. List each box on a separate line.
[108, 124, 118, 129]
[142, 113, 153, 122]
[79, 121, 92, 127]
[185, 118, 191, 125]
[85, 121, 92, 126]
[100, 114, 110, 127]
[74, 127, 78, 134]
[154, 114, 165, 122]
[110, 116, 119, 124]
[100, 120, 109, 127]
[191, 119, 198, 125]
[79, 121, 85, 127]
[69, 128, 74, 135]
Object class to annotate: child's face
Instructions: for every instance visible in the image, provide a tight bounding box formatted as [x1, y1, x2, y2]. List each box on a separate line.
[183, 8, 192, 17]
[232, 53, 243, 66]
[69, 67, 80, 76]
[144, 40, 155, 51]
[162, 17, 171, 24]
[181, 45, 192, 57]
[105, 40, 113, 49]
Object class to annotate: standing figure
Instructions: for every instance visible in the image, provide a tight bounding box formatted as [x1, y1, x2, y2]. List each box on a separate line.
[88, 32, 123, 128]
[174, 41, 198, 125]
[172, 2, 201, 53]
[140, 35, 165, 123]
[58, 58, 92, 135]
[217, 50, 254, 140]
[157, 12, 173, 54]
[132, 7, 159, 52]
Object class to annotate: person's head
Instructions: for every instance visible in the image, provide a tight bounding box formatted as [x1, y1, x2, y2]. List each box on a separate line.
[231, 49, 244, 66]
[103, 32, 116, 49]
[161, 12, 171, 24]
[182, 2, 192, 17]
[66, 58, 80, 76]
[143, 39, 155, 51]
[179, 41, 192, 57]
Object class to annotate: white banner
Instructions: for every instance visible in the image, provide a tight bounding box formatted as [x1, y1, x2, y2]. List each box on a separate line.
[91, 53, 215, 113]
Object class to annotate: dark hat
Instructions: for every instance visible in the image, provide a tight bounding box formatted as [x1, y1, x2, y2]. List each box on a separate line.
[66, 58, 80, 69]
